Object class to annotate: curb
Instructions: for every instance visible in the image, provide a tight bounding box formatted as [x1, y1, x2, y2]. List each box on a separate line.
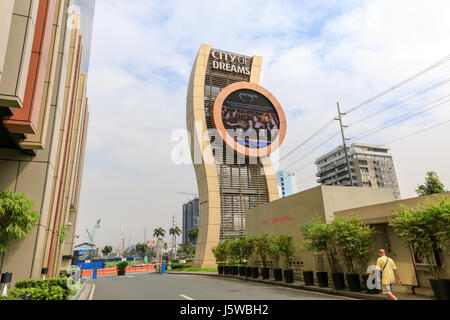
[166, 272, 430, 300]
[75, 283, 95, 300]
[69, 282, 86, 300]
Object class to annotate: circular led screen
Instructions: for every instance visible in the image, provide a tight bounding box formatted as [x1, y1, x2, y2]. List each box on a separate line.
[213, 82, 286, 157]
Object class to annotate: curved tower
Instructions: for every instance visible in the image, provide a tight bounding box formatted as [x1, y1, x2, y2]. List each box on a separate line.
[186, 44, 285, 267]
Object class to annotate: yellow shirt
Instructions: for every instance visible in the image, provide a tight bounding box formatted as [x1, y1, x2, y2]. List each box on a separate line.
[377, 256, 397, 285]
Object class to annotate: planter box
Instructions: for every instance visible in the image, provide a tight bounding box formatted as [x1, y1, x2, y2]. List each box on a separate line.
[430, 279, 450, 300]
[316, 272, 329, 287]
[224, 266, 230, 275]
[251, 267, 259, 279]
[231, 266, 239, 275]
[303, 271, 314, 286]
[117, 269, 126, 276]
[284, 270, 294, 283]
[273, 268, 282, 281]
[331, 273, 346, 290]
[362, 274, 379, 294]
[261, 267, 270, 280]
[346, 274, 361, 292]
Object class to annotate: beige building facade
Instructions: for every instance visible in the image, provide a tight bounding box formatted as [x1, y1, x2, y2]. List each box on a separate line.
[335, 191, 450, 296]
[0, 0, 94, 285]
[245, 185, 449, 296]
[186, 45, 281, 268]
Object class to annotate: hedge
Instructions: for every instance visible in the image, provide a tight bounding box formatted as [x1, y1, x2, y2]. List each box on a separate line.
[11, 278, 71, 300]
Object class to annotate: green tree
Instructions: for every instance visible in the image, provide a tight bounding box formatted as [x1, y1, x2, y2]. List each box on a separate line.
[223, 238, 239, 265]
[153, 227, 166, 239]
[390, 196, 449, 280]
[102, 245, 113, 259]
[254, 234, 273, 268]
[331, 214, 375, 275]
[236, 235, 255, 266]
[182, 242, 194, 259]
[169, 226, 181, 258]
[0, 189, 40, 252]
[187, 228, 198, 243]
[136, 243, 148, 260]
[300, 216, 340, 273]
[416, 171, 446, 196]
[211, 242, 226, 266]
[272, 234, 295, 270]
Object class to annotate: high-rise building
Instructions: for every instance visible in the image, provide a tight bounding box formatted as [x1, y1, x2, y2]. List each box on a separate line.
[276, 170, 298, 198]
[186, 45, 286, 267]
[182, 198, 199, 245]
[0, 0, 95, 283]
[315, 143, 401, 199]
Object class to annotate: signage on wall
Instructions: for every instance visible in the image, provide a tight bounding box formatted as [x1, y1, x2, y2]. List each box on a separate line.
[262, 214, 294, 226]
[212, 82, 286, 158]
[210, 50, 251, 75]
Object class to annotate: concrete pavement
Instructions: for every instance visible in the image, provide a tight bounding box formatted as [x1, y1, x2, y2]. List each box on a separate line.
[86, 272, 354, 300]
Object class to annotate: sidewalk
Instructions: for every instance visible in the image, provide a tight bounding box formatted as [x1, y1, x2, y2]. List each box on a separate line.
[167, 271, 432, 300]
[75, 283, 95, 300]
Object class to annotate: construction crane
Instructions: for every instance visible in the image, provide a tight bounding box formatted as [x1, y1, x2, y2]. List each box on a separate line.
[85, 219, 101, 247]
[177, 192, 198, 197]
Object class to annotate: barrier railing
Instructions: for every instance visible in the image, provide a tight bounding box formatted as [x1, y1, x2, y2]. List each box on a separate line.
[81, 265, 155, 277]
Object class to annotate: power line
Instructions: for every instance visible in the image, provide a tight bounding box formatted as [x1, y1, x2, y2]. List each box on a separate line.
[295, 173, 318, 186]
[383, 119, 450, 145]
[279, 118, 335, 162]
[348, 78, 450, 127]
[349, 96, 450, 142]
[283, 131, 340, 170]
[345, 54, 450, 114]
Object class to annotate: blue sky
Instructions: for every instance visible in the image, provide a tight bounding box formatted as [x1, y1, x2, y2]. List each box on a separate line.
[76, 0, 450, 248]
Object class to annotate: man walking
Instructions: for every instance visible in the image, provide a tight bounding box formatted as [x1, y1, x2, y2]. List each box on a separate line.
[370, 249, 402, 300]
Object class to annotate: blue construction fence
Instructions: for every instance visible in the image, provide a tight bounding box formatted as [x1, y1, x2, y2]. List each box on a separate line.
[77, 257, 135, 270]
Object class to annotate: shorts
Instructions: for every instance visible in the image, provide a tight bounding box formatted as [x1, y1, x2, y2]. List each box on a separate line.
[382, 284, 394, 294]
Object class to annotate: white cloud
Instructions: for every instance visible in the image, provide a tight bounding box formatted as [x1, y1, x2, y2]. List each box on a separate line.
[77, 0, 450, 248]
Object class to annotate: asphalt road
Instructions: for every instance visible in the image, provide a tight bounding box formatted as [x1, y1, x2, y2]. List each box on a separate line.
[87, 272, 354, 300]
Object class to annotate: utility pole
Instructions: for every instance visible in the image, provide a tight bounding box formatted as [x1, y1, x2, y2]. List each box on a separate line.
[171, 215, 175, 259]
[335, 102, 354, 187]
[144, 226, 146, 244]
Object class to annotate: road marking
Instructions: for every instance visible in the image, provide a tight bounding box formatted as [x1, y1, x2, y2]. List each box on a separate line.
[180, 294, 195, 300]
[88, 284, 95, 300]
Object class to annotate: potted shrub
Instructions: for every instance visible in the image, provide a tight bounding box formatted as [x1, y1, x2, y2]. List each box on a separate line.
[332, 215, 375, 292]
[254, 234, 272, 279]
[116, 261, 128, 276]
[223, 239, 235, 275]
[268, 237, 282, 281]
[300, 218, 329, 288]
[211, 242, 226, 275]
[301, 260, 315, 286]
[230, 240, 240, 276]
[390, 196, 450, 300]
[238, 235, 256, 278]
[273, 234, 295, 283]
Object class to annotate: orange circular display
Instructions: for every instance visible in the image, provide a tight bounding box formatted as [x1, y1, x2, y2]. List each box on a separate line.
[212, 82, 286, 157]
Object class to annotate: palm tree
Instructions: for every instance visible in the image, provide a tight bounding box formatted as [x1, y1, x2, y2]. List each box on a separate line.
[153, 227, 166, 239]
[187, 228, 198, 244]
[102, 245, 113, 259]
[169, 226, 181, 259]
